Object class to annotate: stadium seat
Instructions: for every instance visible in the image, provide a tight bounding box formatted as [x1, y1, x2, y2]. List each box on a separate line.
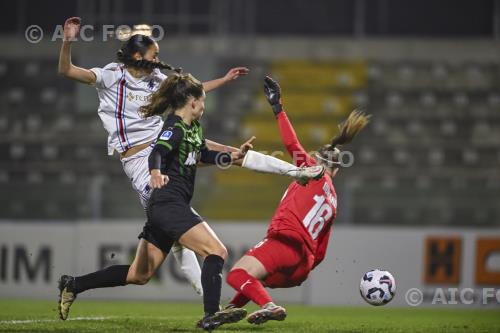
[359, 148, 376, 164]
[26, 115, 42, 131]
[431, 63, 448, 81]
[462, 149, 478, 164]
[40, 87, 57, 104]
[24, 62, 40, 77]
[386, 92, 403, 108]
[42, 144, 59, 160]
[398, 65, 416, 82]
[0, 115, 8, 131]
[0, 62, 7, 76]
[440, 120, 457, 136]
[428, 149, 444, 166]
[489, 93, 500, 107]
[0, 170, 9, 183]
[27, 171, 43, 184]
[420, 92, 437, 108]
[393, 149, 409, 164]
[9, 143, 25, 159]
[8, 87, 24, 103]
[453, 92, 469, 108]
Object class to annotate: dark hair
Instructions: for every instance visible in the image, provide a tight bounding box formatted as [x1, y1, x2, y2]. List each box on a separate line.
[317, 110, 371, 167]
[140, 73, 204, 117]
[116, 34, 182, 73]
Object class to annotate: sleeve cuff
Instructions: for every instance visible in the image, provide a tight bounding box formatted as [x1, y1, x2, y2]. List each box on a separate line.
[89, 68, 102, 87]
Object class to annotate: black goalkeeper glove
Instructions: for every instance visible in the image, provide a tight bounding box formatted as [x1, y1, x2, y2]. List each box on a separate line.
[264, 76, 283, 117]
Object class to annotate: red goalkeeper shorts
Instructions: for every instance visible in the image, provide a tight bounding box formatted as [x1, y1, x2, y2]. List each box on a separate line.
[245, 236, 314, 288]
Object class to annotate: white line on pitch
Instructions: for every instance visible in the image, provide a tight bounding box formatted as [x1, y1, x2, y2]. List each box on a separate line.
[0, 316, 113, 324]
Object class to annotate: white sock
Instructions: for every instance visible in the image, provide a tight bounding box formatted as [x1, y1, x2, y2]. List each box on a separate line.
[171, 242, 203, 296]
[242, 150, 301, 177]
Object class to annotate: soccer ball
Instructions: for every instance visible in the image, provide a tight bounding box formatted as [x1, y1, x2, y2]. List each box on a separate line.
[359, 269, 396, 306]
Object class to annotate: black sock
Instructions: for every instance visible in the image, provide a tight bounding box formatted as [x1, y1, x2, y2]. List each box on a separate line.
[201, 255, 224, 316]
[74, 265, 130, 294]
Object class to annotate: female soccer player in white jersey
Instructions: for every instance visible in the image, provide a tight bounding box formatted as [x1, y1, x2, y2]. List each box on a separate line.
[57, 17, 249, 297]
[57, 17, 324, 317]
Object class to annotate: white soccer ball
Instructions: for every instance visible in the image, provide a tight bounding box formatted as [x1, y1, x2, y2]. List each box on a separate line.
[359, 269, 396, 306]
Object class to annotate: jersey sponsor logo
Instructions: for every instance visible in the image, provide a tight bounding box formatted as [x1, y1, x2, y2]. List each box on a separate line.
[127, 91, 152, 103]
[184, 151, 197, 166]
[160, 130, 173, 141]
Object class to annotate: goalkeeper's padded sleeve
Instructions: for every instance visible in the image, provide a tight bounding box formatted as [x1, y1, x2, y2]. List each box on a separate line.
[242, 150, 303, 177]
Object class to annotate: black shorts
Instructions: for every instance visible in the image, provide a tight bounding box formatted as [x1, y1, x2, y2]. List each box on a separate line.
[138, 199, 203, 253]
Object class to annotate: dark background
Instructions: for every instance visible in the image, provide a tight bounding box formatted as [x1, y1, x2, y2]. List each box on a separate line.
[0, 0, 497, 37]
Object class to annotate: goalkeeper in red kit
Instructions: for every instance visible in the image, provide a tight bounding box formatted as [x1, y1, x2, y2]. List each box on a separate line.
[225, 76, 371, 325]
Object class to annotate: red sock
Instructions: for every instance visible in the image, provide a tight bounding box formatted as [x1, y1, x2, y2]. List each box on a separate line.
[229, 291, 251, 308]
[227, 269, 272, 307]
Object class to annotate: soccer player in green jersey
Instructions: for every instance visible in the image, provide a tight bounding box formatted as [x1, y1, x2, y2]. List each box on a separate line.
[144, 73, 252, 329]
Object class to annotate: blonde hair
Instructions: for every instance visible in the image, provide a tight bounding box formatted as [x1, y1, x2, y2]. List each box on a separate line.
[317, 110, 371, 167]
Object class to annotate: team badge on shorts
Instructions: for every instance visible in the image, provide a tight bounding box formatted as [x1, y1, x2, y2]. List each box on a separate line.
[160, 130, 173, 141]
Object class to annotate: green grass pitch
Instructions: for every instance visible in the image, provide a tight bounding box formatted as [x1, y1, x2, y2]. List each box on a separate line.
[0, 300, 498, 333]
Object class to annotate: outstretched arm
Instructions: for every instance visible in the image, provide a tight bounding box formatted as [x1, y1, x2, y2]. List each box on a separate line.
[203, 67, 249, 92]
[205, 139, 239, 153]
[205, 131, 322, 183]
[200, 137, 255, 165]
[204, 139, 249, 167]
[58, 17, 96, 85]
[276, 112, 316, 167]
[263, 76, 316, 167]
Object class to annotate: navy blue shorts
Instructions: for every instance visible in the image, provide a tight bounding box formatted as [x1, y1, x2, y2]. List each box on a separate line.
[139, 199, 203, 253]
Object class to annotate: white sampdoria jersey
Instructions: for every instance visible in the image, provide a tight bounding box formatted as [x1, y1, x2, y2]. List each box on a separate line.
[90, 62, 167, 155]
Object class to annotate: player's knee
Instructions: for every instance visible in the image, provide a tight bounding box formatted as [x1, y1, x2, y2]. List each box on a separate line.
[134, 274, 151, 285]
[203, 244, 227, 260]
[128, 271, 152, 285]
[212, 244, 228, 260]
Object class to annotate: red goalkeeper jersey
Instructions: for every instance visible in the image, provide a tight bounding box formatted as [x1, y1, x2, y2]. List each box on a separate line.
[267, 111, 337, 269]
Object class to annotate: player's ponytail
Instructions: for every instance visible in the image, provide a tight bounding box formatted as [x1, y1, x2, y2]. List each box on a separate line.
[317, 110, 371, 167]
[330, 110, 370, 149]
[116, 34, 182, 73]
[140, 73, 203, 118]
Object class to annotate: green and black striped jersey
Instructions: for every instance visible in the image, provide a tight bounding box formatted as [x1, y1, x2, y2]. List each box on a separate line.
[148, 113, 228, 203]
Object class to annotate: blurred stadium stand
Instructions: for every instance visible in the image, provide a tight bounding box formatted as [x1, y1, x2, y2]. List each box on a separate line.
[0, 58, 141, 219]
[0, 0, 499, 225]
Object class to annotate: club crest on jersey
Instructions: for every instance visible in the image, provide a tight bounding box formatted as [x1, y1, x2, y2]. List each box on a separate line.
[148, 80, 155, 90]
[160, 130, 173, 141]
